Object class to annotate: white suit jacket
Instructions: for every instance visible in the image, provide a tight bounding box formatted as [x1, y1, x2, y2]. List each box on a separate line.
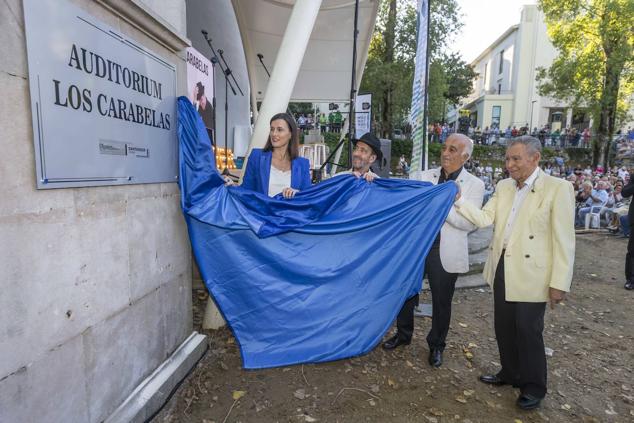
[410, 168, 485, 273]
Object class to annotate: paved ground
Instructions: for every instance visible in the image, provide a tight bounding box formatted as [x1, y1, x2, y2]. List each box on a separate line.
[155, 232, 634, 423]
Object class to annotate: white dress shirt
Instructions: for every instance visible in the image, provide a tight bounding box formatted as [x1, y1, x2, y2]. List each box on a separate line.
[503, 167, 540, 247]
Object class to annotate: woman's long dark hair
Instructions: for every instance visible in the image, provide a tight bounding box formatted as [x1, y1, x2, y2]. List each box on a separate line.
[263, 112, 299, 160]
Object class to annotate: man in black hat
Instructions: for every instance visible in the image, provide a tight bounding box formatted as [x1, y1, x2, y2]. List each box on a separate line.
[335, 132, 382, 181]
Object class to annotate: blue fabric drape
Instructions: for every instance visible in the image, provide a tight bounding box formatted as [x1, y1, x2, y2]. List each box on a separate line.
[177, 97, 457, 369]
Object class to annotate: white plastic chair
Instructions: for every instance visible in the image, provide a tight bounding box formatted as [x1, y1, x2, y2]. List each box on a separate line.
[584, 199, 608, 229]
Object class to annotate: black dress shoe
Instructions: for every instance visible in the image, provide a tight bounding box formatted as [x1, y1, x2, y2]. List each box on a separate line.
[479, 374, 508, 386]
[625, 281, 634, 290]
[382, 334, 410, 350]
[428, 348, 442, 367]
[516, 393, 542, 410]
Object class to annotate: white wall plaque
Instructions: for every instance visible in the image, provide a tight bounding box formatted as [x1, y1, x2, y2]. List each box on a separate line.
[24, 0, 178, 188]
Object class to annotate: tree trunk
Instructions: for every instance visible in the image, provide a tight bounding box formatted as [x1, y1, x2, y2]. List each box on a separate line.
[602, 64, 621, 168]
[594, 69, 620, 168]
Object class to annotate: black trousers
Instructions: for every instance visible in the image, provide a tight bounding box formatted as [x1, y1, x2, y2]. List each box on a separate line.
[494, 256, 547, 398]
[626, 225, 634, 282]
[395, 245, 459, 351]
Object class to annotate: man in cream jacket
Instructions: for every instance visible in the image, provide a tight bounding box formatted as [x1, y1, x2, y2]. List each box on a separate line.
[453, 136, 575, 410]
[382, 134, 484, 369]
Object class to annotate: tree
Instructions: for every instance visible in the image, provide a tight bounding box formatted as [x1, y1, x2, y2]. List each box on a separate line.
[428, 53, 478, 124]
[443, 53, 478, 107]
[536, 0, 634, 167]
[360, 0, 466, 138]
[427, 61, 448, 124]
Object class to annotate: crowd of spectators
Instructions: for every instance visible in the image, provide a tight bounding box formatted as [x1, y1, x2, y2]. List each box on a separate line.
[569, 166, 631, 235]
[425, 123, 634, 149]
[294, 111, 344, 134]
[462, 158, 632, 237]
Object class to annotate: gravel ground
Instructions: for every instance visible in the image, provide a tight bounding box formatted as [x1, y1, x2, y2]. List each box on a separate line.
[154, 232, 634, 423]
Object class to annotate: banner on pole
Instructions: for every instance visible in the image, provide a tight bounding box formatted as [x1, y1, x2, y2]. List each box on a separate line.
[355, 93, 372, 139]
[409, 0, 429, 172]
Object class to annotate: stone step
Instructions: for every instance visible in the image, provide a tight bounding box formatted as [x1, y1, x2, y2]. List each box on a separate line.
[456, 273, 487, 289]
[464, 248, 489, 276]
[420, 272, 487, 291]
[468, 226, 493, 254]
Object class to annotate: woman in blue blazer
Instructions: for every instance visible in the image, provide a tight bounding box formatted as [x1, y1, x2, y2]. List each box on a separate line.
[232, 113, 311, 198]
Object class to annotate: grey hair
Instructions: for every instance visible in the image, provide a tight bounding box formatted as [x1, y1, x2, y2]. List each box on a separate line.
[446, 133, 474, 159]
[508, 136, 542, 156]
[464, 137, 474, 159]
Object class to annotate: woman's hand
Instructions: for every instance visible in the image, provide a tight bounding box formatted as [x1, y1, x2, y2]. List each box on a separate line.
[282, 187, 299, 199]
[223, 176, 235, 186]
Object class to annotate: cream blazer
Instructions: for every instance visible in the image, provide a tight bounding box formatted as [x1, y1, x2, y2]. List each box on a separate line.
[410, 168, 485, 273]
[454, 171, 575, 302]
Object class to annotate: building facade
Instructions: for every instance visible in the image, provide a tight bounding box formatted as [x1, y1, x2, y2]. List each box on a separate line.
[448, 5, 591, 134]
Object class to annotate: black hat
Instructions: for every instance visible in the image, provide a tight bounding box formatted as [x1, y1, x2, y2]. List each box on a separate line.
[353, 132, 383, 162]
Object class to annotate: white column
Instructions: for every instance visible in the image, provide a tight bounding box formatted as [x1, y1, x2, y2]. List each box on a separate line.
[231, 0, 260, 123]
[247, 0, 322, 151]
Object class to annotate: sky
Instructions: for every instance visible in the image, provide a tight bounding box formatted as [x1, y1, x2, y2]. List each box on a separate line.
[452, 0, 538, 63]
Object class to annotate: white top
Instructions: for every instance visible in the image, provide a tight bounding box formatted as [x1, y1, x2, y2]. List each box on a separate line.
[503, 167, 540, 248]
[268, 165, 291, 197]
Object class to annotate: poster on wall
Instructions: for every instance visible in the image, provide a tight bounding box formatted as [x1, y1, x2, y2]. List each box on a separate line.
[186, 47, 215, 144]
[355, 93, 372, 139]
[23, 0, 178, 189]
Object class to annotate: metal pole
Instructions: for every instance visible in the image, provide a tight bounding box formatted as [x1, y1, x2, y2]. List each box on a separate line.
[318, 0, 361, 176]
[347, 0, 360, 169]
[530, 100, 537, 131]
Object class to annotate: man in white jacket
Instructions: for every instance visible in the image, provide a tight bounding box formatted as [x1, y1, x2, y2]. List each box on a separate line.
[382, 134, 485, 368]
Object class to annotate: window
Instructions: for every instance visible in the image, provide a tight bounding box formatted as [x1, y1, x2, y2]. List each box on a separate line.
[498, 50, 504, 74]
[483, 63, 488, 89]
[492, 106, 501, 126]
[498, 83, 502, 94]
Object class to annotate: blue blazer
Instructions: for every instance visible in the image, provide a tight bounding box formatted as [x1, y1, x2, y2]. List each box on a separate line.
[242, 148, 312, 195]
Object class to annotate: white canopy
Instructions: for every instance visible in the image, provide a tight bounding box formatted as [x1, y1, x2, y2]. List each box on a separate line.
[232, 0, 380, 102]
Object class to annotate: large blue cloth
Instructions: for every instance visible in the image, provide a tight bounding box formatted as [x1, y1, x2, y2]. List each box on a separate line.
[177, 97, 457, 369]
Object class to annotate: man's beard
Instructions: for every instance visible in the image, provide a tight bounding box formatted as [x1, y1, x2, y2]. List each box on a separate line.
[352, 156, 369, 171]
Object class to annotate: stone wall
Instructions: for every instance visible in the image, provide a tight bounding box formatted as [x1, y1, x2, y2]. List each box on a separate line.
[0, 0, 197, 421]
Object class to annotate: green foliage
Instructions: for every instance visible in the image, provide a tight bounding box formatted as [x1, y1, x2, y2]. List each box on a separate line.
[323, 132, 350, 169]
[428, 54, 478, 123]
[536, 0, 634, 166]
[427, 61, 448, 124]
[428, 0, 462, 58]
[288, 102, 315, 116]
[390, 138, 414, 168]
[443, 53, 478, 106]
[360, 0, 467, 137]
